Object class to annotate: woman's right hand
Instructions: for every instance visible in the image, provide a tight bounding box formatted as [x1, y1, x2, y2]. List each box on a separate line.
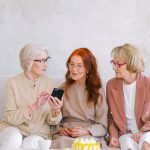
[109, 137, 120, 148]
[60, 128, 72, 136]
[31, 91, 49, 111]
[35, 91, 49, 107]
[28, 91, 49, 116]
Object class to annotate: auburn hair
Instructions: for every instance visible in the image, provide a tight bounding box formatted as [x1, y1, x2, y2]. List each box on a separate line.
[63, 48, 102, 104]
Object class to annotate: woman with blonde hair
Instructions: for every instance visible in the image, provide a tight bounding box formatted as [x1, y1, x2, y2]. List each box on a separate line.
[0, 43, 63, 149]
[107, 43, 150, 150]
[51, 48, 108, 149]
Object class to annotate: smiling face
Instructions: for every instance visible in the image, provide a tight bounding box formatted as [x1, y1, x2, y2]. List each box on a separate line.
[68, 55, 87, 84]
[31, 51, 49, 78]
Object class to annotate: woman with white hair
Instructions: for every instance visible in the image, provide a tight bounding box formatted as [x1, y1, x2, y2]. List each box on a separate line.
[0, 43, 63, 149]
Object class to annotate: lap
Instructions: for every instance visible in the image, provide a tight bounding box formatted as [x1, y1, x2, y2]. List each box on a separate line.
[51, 134, 107, 149]
[22, 135, 45, 149]
[0, 126, 22, 148]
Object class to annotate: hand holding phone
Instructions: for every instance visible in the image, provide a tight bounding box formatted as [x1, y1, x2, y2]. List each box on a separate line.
[48, 88, 64, 116]
[51, 88, 64, 100]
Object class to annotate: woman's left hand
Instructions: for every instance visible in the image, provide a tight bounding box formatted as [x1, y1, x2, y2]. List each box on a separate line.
[48, 96, 63, 117]
[69, 127, 91, 137]
[131, 132, 143, 143]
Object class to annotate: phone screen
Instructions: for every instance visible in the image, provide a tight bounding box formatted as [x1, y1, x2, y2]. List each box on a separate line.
[51, 88, 64, 100]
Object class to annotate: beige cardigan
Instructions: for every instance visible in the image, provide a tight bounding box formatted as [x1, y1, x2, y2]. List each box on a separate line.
[51, 83, 108, 149]
[0, 73, 62, 138]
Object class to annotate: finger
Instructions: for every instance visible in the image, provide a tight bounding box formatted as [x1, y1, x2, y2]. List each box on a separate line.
[71, 128, 79, 132]
[41, 97, 49, 104]
[50, 96, 58, 106]
[110, 139, 117, 147]
[61, 129, 70, 136]
[53, 99, 62, 108]
[70, 130, 80, 136]
[54, 97, 63, 105]
[48, 99, 56, 107]
[60, 130, 67, 136]
[50, 97, 63, 108]
[67, 128, 72, 132]
[109, 139, 114, 145]
[65, 129, 71, 135]
[109, 142, 118, 148]
[62, 130, 68, 136]
[43, 95, 49, 101]
[70, 132, 79, 138]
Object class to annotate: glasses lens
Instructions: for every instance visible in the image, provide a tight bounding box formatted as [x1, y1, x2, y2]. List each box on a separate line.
[67, 63, 85, 71]
[44, 57, 51, 63]
[110, 60, 114, 65]
[110, 60, 118, 67]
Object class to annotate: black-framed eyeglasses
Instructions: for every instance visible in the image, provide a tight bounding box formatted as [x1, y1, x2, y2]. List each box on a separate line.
[34, 56, 51, 64]
[110, 60, 126, 68]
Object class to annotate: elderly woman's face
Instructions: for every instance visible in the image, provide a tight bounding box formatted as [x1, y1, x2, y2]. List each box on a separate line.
[111, 57, 128, 79]
[31, 51, 49, 77]
[68, 55, 87, 84]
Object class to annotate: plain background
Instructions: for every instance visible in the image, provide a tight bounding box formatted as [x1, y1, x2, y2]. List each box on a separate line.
[0, 0, 150, 83]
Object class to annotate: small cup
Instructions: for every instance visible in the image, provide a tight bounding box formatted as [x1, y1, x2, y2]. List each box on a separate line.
[38, 139, 51, 150]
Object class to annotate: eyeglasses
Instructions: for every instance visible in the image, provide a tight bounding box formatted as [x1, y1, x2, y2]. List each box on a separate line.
[34, 56, 51, 64]
[110, 60, 126, 68]
[67, 63, 85, 71]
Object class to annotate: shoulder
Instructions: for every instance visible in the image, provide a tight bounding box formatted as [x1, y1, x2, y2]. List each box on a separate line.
[139, 74, 150, 87]
[142, 74, 150, 82]
[40, 75, 56, 86]
[7, 73, 24, 85]
[106, 77, 119, 88]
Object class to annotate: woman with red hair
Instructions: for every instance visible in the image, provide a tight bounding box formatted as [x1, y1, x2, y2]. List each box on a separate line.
[51, 48, 108, 149]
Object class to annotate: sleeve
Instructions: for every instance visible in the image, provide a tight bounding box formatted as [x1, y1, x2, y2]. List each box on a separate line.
[106, 82, 119, 139]
[140, 79, 150, 132]
[4, 80, 32, 125]
[86, 89, 108, 137]
[46, 111, 62, 125]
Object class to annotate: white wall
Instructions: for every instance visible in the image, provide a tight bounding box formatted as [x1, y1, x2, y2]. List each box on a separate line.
[0, 0, 150, 83]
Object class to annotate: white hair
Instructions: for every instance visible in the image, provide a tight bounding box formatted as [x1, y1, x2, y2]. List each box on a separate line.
[19, 43, 48, 71]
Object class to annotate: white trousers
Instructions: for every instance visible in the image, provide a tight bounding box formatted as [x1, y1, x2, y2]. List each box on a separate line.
[119, 132, 150, 150]
[0, 126, 46, 149]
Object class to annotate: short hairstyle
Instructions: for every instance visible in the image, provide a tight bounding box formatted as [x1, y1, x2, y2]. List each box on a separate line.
[111, 43, 145, 73]
[64, 48, 102, 104]
[19, 43, 48, 71]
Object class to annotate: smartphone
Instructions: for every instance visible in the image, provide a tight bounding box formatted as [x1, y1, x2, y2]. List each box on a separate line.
[51, 88, 64, 100]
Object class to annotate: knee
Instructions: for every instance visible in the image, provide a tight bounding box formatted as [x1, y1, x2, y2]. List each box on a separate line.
[141, 141, 150, 150]
[119, 134, 133, 149]
[22, 135, 45, 149]
[7, 126, 22, 136]
[139, 132, 150, 149]
[119, 134, 131, 144]
[1, 126, 22, 139]
[0, 126, 22, 148]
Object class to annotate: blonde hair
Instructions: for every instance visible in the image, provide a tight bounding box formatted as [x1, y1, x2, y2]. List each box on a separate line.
[19, 43, 48, 71]
[111, 43, 144, 73]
